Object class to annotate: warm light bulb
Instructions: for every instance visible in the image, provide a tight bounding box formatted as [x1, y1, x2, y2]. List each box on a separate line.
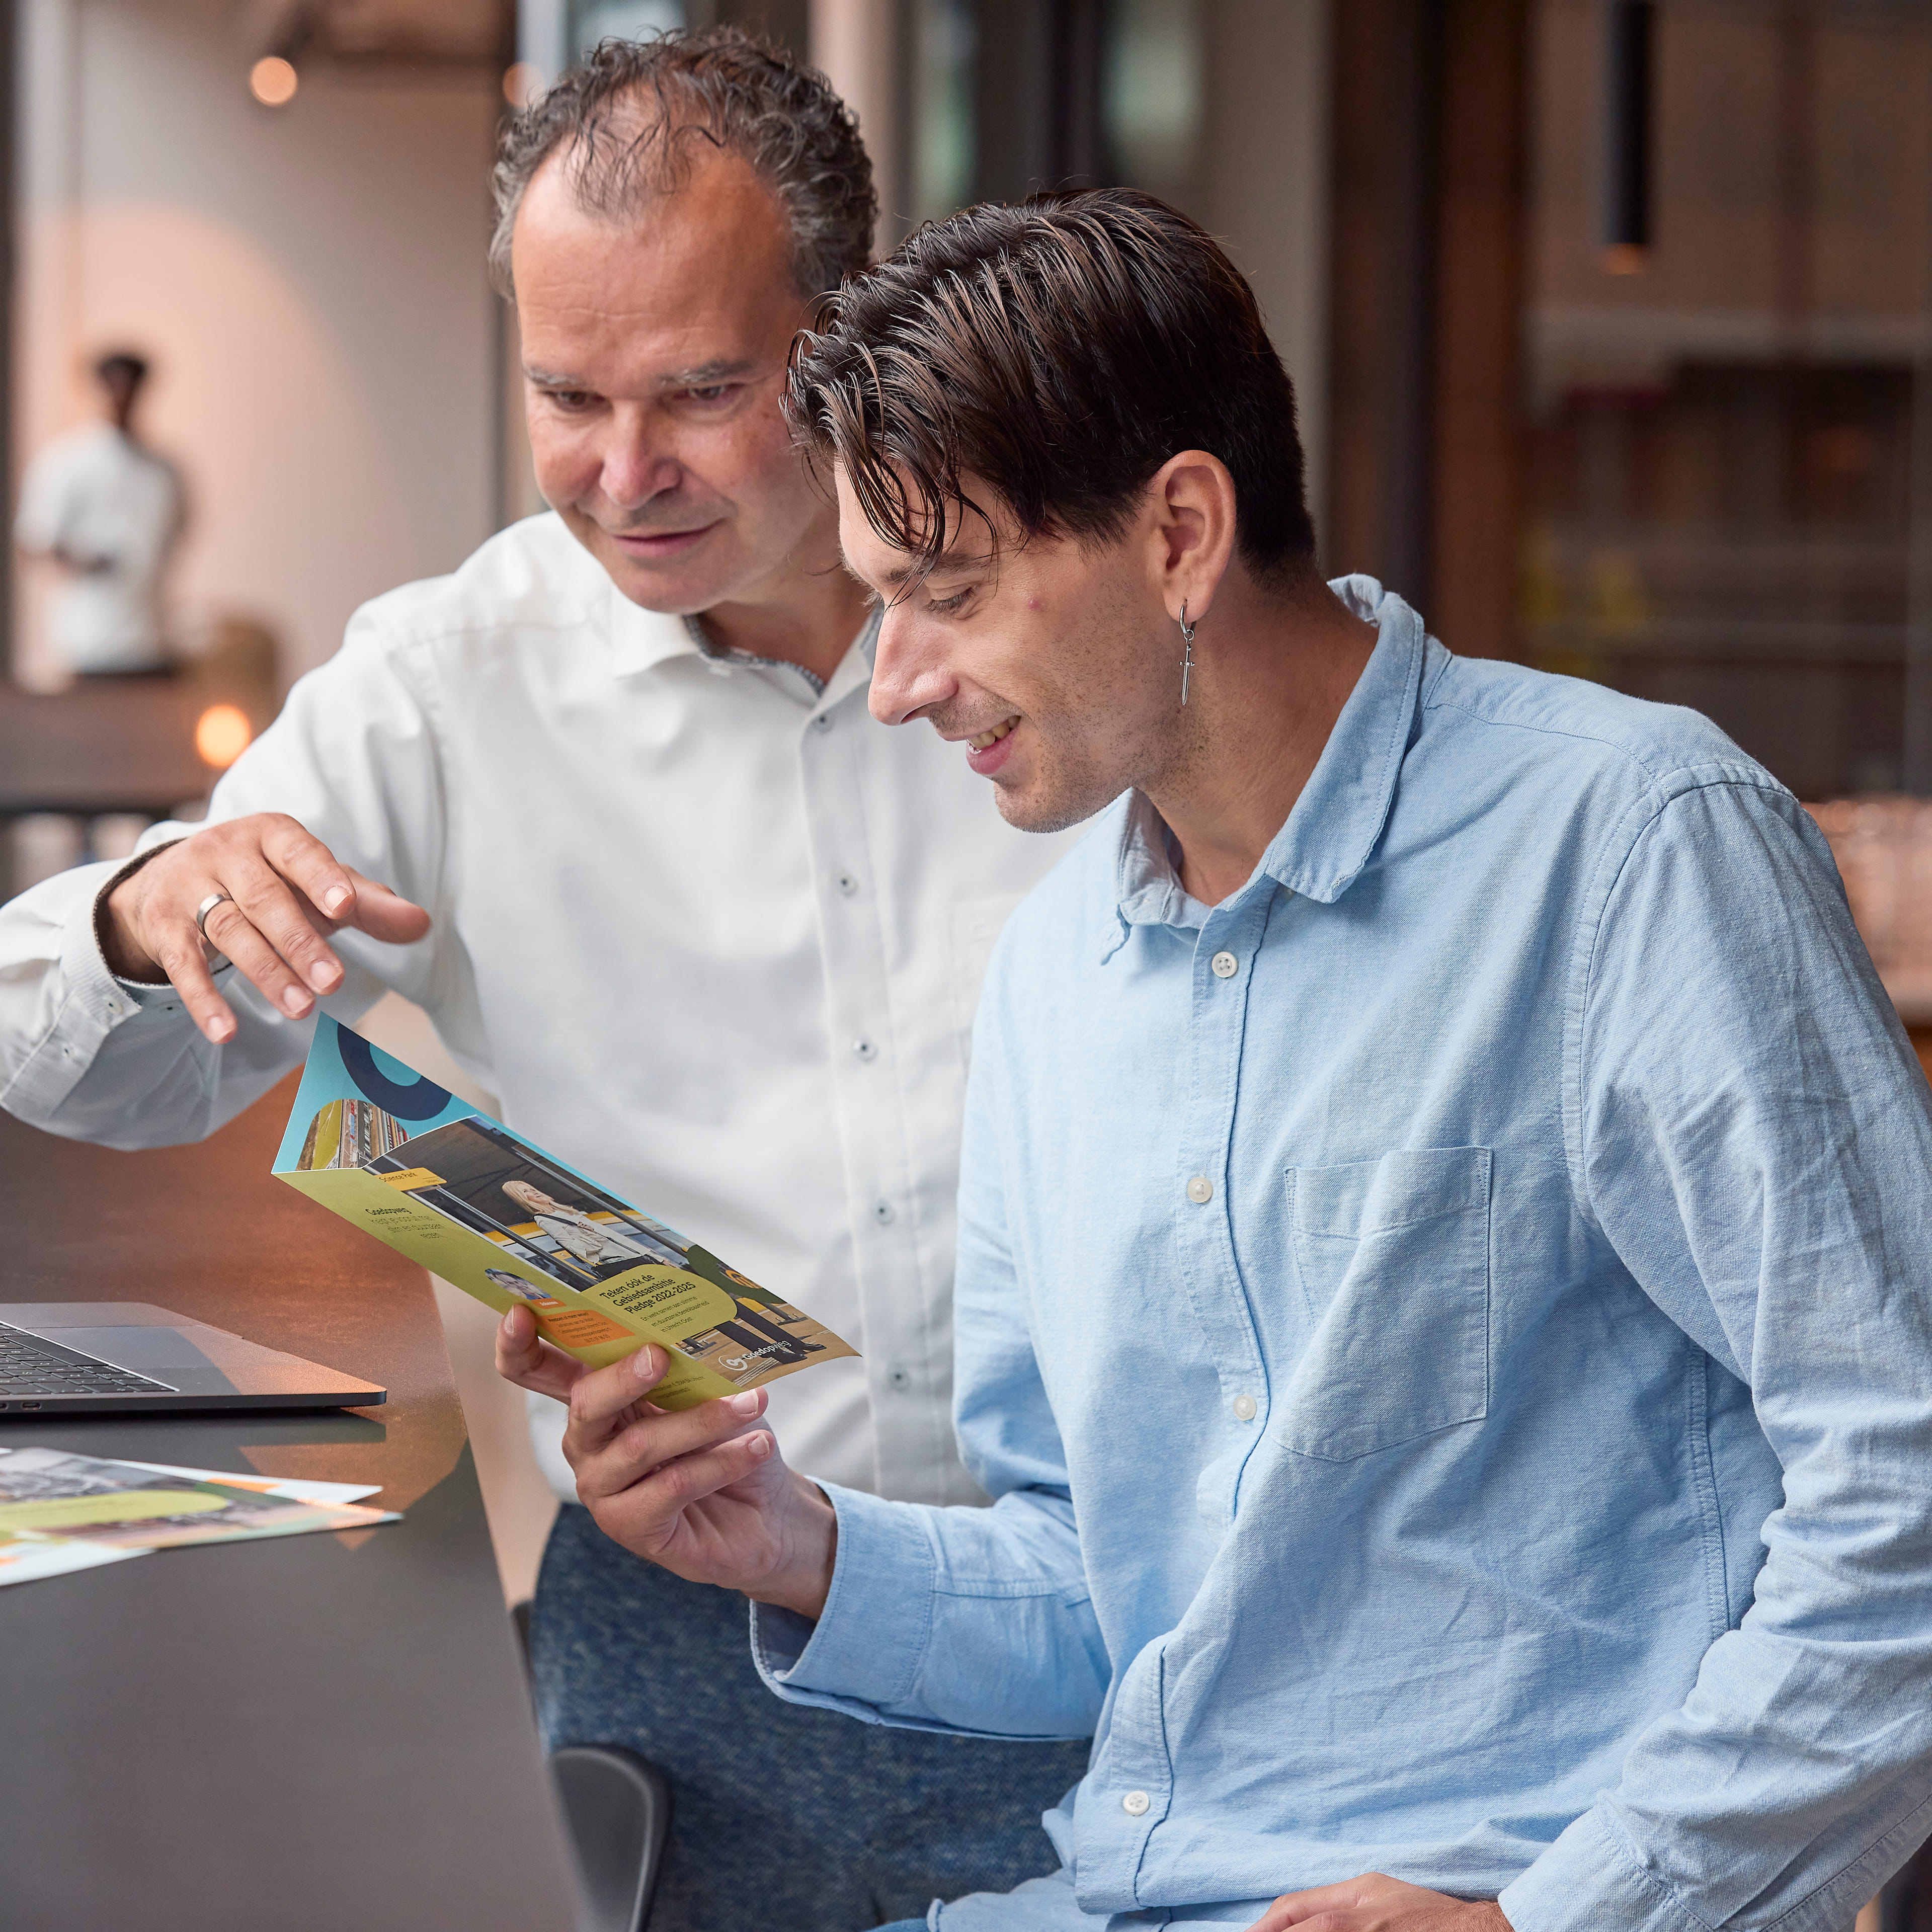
[250, 56, 298, 107]
[503, 61, 544, 108]
[196, 704, 253, 769]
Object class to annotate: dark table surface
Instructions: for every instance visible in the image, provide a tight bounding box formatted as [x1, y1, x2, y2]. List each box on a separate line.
[0, 1077, 581, 1932]
[0, 678, 212, 817]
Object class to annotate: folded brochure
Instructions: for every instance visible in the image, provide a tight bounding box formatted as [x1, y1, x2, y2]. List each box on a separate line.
[275, 1015, 857, 1410]
[0, 1446, 395, 1586]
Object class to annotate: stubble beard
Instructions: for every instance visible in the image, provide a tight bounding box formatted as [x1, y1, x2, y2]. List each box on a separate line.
[990, 756, 1114, 836]
[993, 653, 1197, 838]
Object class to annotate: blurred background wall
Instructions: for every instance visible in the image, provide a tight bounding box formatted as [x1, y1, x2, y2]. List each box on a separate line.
[13, 0, 503, 694]
[1521, 0, 1931, 803]
[11, 3, 1932, 799]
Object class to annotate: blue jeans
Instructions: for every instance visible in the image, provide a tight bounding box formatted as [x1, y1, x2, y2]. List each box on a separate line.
[532, 1504, 1089, 1932]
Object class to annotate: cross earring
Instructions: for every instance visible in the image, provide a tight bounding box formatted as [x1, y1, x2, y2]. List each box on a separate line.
[1179, 602, 1197, 706]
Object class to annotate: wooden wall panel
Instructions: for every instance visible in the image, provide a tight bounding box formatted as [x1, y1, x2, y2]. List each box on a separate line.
[1430, 0, 1530, 659]
[1326, 0, 1528, 658]
[1325, 0, 1442, 604]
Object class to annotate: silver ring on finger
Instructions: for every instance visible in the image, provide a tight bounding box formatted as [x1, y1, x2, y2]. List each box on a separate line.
[194, 889, 232, 942]
[194, 889, 234, 971]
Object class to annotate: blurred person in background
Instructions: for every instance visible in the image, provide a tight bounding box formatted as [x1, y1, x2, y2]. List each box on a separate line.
[15, 349, 186, 679]
[0, 32, 1087, 1930]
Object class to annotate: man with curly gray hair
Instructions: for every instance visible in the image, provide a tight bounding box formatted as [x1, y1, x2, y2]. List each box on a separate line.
[0, 29, 1087, 1928]
[489, 31, 875, 306]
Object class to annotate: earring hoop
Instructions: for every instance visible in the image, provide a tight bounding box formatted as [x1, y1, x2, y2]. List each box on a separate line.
[1179, 601, 1197, 707]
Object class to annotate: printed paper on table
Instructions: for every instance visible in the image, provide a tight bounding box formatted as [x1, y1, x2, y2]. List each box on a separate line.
[0, 1446, 398, 1585]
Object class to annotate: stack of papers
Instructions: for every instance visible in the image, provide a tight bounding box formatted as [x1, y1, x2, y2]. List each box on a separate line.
[0, 1446, 397, 1588]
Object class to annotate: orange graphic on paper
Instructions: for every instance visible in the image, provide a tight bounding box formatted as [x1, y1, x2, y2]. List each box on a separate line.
[534, 1306, 634, 1350]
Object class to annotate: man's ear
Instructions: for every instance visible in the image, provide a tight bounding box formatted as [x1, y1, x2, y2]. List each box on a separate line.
[1148, 450, 1238, 626]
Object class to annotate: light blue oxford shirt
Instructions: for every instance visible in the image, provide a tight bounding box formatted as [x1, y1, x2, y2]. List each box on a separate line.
[754, 580, 1932, 1931]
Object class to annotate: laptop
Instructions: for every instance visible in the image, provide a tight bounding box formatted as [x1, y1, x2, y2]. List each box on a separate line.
[0, 1303, 387, 1414]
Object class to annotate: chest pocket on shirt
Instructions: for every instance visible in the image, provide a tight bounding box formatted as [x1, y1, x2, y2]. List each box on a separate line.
[1273, 1146, 1492, 1461]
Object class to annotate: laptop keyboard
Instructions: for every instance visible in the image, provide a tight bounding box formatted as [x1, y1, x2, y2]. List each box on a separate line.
[0, 1322, 176, 1398]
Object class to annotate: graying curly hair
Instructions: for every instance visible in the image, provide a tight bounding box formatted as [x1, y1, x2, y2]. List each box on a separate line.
[489, 27, 875, 302]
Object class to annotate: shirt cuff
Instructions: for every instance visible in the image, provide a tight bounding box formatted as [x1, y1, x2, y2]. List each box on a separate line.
[1498, 1804, 1706, 1932]
[1, 854, 176, 1119]
[85, 839, 223, 1007]
[749, 1481, 935, 1714]
[59, 856, 152, 1021]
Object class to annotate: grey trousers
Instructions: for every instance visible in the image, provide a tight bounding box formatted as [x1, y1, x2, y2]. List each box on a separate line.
[531, 1504, 1091, 1932]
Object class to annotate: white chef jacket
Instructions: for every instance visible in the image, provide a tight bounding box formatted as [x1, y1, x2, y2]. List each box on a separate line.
[14, 423, 185, 672]
[0, 512, 1083, 1504]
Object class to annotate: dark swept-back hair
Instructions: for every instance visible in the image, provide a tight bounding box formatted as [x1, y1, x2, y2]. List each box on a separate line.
[490, 27, 874, 301]
[785, 189, 1317, 589]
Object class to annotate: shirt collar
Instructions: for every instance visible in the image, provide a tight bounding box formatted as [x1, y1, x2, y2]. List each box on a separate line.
[1256, 575, 1426, 904]
[605, 582, 698, 678]
[682, 615, 835, 697]
[604, 583, 883, 702]
[1114, 794, 1203, 934]
[1105, 575, 1428, 949]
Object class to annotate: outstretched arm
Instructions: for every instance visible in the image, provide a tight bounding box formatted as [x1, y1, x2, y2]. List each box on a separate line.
[98, 815, 428, 1046]
[0, 615, 444, 1147]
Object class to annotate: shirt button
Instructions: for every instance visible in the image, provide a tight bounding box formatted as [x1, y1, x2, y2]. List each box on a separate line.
[1186, 1175, 1213, 1204]
[853, 1037, 878, 1062]
[888, 1364, 912, 1392]
[1121, 1790, 1151, 1816]
[836, 870, 860, 896]
[872, 1199, 895, 1225]
[812, 711, 834, 732]
[1231, 1393, 1257, 1422]
[1211, 950, 1238, 979]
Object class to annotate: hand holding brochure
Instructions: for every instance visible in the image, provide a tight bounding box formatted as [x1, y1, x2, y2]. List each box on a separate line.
[276, 1017, 857, 1410]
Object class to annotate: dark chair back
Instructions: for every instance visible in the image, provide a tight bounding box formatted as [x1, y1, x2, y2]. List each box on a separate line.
[550, 1744, 672, 1932]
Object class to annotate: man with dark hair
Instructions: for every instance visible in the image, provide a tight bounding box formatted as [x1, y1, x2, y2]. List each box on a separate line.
[0, 32, 1086, 1929]
[502, 191, 1932, 1930]
[16, 347, 185, 677]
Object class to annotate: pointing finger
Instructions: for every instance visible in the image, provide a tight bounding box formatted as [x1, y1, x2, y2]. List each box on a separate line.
[335, 869, 432, 945]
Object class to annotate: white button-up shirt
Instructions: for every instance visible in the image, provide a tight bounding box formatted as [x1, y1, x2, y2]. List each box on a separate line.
[0, 513, 1080, 1504]
[14, 423, 185, 671]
